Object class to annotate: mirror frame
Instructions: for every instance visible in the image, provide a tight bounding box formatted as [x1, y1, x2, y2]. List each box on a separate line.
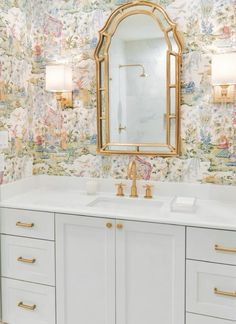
[94, 0, 183, 156]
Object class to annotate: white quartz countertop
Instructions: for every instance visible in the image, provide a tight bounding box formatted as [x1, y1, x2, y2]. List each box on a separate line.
[0, 176, 236, 231]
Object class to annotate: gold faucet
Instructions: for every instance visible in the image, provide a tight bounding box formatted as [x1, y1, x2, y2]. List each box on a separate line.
[128, 160, 138, 198]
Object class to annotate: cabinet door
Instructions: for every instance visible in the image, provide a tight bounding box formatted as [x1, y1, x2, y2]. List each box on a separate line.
[56, 214, 115, 324]
[116, 221, 185, 324]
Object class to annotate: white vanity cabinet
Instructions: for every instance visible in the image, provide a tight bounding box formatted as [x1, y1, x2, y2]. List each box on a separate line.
[56, 214, 185, 324]
[3, 205, 236, 324]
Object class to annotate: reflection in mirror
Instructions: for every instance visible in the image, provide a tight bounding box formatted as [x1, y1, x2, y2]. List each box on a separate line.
[170, 54, 176, 85]
[170, 88, 176, 115]
[109, 14, 168, 145]
[170, 118, 176, 148]
[168, 30, 179, 53]
[95, 1, 183, 155]
[100, 62, 104, 89]
[170, 88, 176, 147]
[154, 9, 171, 30]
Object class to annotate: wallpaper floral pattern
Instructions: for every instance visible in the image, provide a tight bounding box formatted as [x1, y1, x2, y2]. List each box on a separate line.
[0, 0, 236, 185]
[0, 0, 33, 184]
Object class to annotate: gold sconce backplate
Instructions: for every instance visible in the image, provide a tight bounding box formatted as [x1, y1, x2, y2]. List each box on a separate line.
[213, 85, 235, 104]
[56, 92, 73, 109]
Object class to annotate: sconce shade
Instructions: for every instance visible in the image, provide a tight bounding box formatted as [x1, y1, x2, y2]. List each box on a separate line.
[212, 53, 236, 85]
[46, 64, 73, 92]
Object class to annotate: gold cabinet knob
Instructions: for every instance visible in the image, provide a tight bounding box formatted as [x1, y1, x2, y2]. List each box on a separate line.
[117, 223, 123, 230]
[115, 183, 125, 197]
[106, 223, 113, 229]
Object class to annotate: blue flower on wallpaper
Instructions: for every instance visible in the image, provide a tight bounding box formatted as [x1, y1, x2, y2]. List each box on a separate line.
[90, 134, 97, 145]
[200, 129, 212, 152]
[19, 88, 26, 97]
[217, 149, 231, 158]
[182, 81, 195, 94]
[90, 37, 98, 49]
[201, 20, 213, 35]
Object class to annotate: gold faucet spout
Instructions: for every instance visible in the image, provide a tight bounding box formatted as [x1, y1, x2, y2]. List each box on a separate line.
[128, 160, 138, 198]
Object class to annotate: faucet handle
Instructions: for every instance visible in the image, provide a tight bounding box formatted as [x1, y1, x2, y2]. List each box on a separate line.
[143, 184, 153, 199]
[116, 183, 126, 197]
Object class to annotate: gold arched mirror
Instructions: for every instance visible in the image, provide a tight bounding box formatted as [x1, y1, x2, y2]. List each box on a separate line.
[95, 1, 183, 156]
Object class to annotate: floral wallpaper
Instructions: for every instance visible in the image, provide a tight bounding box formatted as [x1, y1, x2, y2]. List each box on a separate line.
[0, 0, 34, 184]
[0, 0, 236, 185]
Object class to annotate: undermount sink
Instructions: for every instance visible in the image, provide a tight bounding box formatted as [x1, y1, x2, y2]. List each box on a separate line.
[87, 196, 164, 213]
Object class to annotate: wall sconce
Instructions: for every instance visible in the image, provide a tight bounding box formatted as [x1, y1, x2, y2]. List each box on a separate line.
[212, 53, 236, 104]
[46, 64, 73, 108]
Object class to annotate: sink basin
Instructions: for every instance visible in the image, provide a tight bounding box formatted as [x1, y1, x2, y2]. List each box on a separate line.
[87, 196, 164, 214]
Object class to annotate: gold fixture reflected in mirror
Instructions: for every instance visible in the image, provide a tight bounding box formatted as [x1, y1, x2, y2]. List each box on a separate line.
[119, 64, 148, 78]
[95, 0, 183, 156]
[118, 123, 127, 133]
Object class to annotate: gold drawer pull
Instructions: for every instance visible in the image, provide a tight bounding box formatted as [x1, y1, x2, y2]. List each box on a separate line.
[16, 221, 34, 228]
[117, 224, 123, 230]
[214, 288, 236, 298]
[17, 257, 36, 264]
[215, 244, 236, 253]
[18, 302, 37, 311]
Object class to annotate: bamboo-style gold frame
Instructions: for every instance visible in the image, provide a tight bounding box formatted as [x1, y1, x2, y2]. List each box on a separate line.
[94, 0, 183, 156]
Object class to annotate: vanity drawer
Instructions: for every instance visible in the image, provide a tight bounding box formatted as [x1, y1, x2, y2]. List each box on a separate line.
[1, 278, 55, 324]
[186, 313, 232, 324]
[1, 235, 55, 286]
[187, 227, 236, 265]
[0, 208, 54, 240]
[187, 260, 236, 321]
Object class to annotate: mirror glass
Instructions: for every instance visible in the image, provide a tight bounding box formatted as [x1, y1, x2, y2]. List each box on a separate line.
[109, 14, 167, 145]
[95, 2, 182, 155]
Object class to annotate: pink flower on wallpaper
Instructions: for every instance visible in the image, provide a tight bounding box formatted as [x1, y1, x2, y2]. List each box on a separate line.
[34, 43, 42, 56]
[135, 156, 152, 180]
[35, 135, 44, 145]
[44, 106, 63, 129]
[44, 16, 63, 37]
[222, 26, 231, 38]
[76, 79, 84, 89]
